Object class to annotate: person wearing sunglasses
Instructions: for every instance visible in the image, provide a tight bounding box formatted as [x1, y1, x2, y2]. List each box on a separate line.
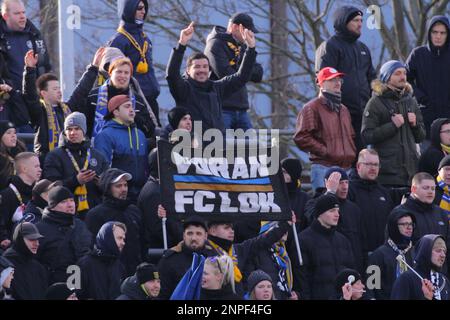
[109, 0, 161, 127]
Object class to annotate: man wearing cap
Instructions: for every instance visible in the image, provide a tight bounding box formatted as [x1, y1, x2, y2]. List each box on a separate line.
[2, 222, 48, 299]
[158, 216, 215, 299]
[0, 152, 41, 250]
[316, 6, 376, 151]
[117, 262, 160, 300]
[391, 172, 450, 247]
[86, 168, 144, 276]
[294, 66, 356, 191]
[298, 193, 355, 300]
[204, 12, 263, 130]
[361, 60, 426, 187]
[36, 186, 92, 284]
[304, 167, 364, 274]
[166, 21, 256, 133]
[43, 112, 108, 219]
[94, 95, 148, 202]
[22, 179, 60, 225]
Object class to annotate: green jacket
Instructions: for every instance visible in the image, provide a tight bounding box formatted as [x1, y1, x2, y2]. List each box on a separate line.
[361, 80, 426, 186]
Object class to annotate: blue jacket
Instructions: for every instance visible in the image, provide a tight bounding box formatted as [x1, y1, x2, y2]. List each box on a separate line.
[109, 0, 160, 101]
[94, 119, 148, 200]
[406, 16, 450, 136]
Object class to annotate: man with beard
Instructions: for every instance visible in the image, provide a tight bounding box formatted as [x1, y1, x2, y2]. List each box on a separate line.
[86, 168, 143, 276]
[315, 6, 376, 152]
[77, 221, 127, 300]
[367, 211, 416, 300]
[2, 222, 48, 299]
[158, 216, 215, 299]
[0, 152, 41, 250]
[294, 67, 356, 191]
[35, 186, 92, 284]
[391, 234, 450, 300]
[166, 21, 256, 133]
[361, 60, 426, 187]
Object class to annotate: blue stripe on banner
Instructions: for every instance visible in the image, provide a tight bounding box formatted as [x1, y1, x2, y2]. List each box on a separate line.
[173, 175, 271, 185]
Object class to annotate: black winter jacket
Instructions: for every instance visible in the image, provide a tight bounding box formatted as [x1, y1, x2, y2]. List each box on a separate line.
[419, 118, 449, 176]
[204, 26, 263, 111]
[166, 43, 256, 133]
[36, 209, 92, 284]
[298, 219, 355, 300]
[406, 16, 450, 136]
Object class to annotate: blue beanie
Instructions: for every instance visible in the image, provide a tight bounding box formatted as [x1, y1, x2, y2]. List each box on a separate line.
[324, 166, 348, 181]
[380, 60, 405, 83]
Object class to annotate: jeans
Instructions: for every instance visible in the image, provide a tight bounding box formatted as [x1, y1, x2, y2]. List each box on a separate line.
[310, 163, 330, 192]
[223, 110, 253, 130]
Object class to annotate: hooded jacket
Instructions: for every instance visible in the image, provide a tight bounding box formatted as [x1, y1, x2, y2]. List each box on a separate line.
[315, 6, 376, 120]
[166, 43, 256, 133]
[361, 80, 426, 186]
[367, 210, 415, 300]
[116, 274, 155, 300]
[2, 225, 48, 300]
[0, 175, 33, 242]
[406, 16, 450, 136]
[36, 208, 92, 284]
[298, 219, 355, 300]
[43, 136, 108, 218]
[109, 0, 160, 103]
[85, 169, 143, 276]
[391, 234, 450, 300]
[391, 196, 450, 246]
[77, 222, 126, 300]
[94, 119, 148, 201]
[204, 26, 263, 111]
[419, 118, 450, 176]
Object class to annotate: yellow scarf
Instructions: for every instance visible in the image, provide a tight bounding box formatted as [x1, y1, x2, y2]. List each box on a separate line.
[65, 148, 90, 212]
[437, 175, 450, 223]
[117, 26, 149, 74]
[41, 99, 71, 151]
[227, 42, 240, 66]
[441, 143, 450, 155]
[208, 240, 243, 283]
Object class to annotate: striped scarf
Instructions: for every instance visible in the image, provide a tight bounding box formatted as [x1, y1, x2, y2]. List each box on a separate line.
[260, 221, 293, 293]
[42, 99, 71, 151]
[437, 175, 450, 223]
[207, 240, 242, 283]
[93, 80, 136, 139]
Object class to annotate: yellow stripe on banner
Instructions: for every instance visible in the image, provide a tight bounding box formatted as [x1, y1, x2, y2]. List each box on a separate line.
[175, 183, 273, 192]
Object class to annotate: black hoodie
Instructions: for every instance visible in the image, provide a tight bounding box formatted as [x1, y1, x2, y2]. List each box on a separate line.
[367, 210, 415, 300]
[204, 26, 263, 111]
[85, 168, 143, 276]
[407, 16, 450, 136]
[391, 234, 450, 300]
[2, 226, 48, 300]
[419, 118, 450, 176]
[315, 6, 376, 126]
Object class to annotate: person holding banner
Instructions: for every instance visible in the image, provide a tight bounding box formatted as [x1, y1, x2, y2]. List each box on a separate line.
[206, 213, 295, 297]
[166, 21, 257, 133]
[158, 215, 215, 300]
